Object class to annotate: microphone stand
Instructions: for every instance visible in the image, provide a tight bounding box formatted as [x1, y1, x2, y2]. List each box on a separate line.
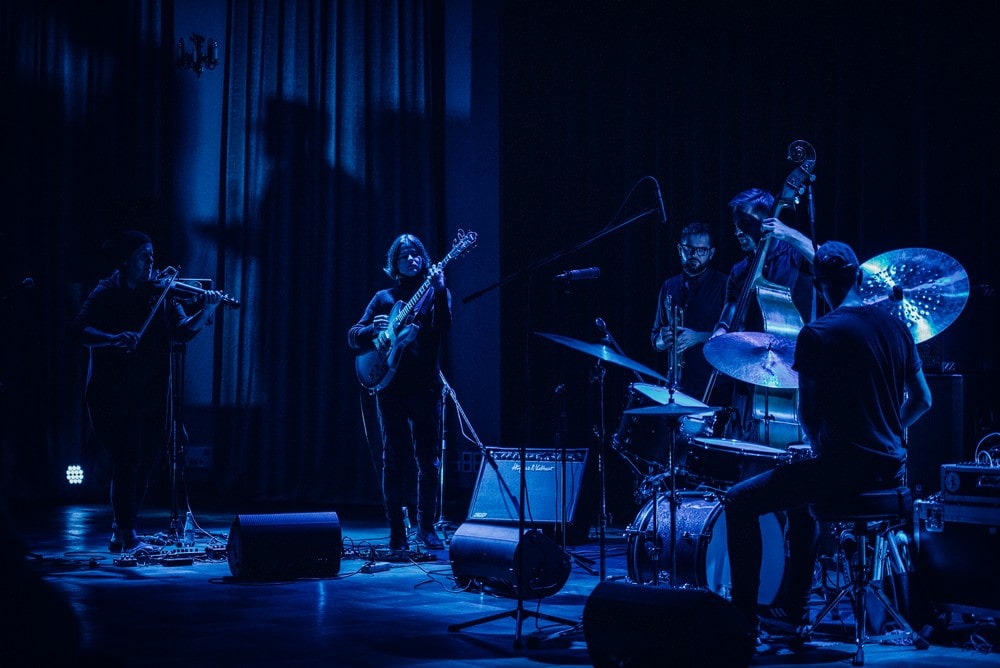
[447, 274, 575, 643]
[453, 179, 664, 648]
[433, 372, 457, 541]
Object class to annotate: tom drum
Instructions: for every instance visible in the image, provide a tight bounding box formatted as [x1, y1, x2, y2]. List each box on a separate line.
[687, 438, 791, 488]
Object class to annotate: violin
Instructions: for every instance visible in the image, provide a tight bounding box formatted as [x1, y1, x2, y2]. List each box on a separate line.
[148, 266, 241, 309]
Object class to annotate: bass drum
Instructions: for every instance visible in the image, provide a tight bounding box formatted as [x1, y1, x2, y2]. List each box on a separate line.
[625, 492, 786, 604]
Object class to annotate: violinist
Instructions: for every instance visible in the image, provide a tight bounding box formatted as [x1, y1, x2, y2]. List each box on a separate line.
[711, 188, 815, 441]
[73, 230, 223, 553]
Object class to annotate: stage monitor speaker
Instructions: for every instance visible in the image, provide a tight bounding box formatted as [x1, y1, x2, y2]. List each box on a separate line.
[227, 512, 342, 581]
[583, 581, 754, 668]
[448, 522, 571, 600]
[466, 447, 588, 525]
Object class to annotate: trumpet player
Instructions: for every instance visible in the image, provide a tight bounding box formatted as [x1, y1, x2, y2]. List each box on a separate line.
[650, 221, 728, 403]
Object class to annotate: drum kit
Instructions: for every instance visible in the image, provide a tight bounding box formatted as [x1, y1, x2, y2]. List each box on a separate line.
[536, 246, 971, 600]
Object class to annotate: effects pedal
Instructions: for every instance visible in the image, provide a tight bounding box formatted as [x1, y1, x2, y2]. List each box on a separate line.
[113, 556, 138, 567]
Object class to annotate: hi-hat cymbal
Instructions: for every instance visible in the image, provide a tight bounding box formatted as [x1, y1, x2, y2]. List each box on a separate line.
[535, 332, 668, 382]
[858, 247, 969, 343]
[624, 404, 721, 417]
[630, 382, 709, 408]
[703, 331, 798, 389]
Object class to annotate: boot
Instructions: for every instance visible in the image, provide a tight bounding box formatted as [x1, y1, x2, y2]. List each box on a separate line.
[415, 507, 444, 549]
[387, 506, 408, 551]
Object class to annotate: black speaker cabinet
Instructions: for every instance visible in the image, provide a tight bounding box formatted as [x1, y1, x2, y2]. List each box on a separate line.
[583, 581, 754, 668]
[448, 522, 571, 600]
[227, 512, 342, 580]
[907, 374, 967, 498]
[466, 447, 588, 525]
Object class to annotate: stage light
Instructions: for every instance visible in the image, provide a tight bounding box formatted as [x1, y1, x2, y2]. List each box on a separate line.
[65, 465, 84, 485]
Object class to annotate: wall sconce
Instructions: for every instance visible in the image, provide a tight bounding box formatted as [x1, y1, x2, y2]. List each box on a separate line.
[176, 33, 219, 78]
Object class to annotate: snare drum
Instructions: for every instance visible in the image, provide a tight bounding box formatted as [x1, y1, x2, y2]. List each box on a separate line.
[625, 491, 786, 603]
[687, 438, 791, 488]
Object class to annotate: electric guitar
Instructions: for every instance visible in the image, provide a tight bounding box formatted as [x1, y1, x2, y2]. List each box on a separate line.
[355, 229, 478, 391]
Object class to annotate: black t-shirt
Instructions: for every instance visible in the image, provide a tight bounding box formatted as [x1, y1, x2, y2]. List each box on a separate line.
[793, 304, 921, 465]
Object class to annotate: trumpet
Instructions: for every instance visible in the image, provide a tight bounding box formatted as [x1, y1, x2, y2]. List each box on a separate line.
[668, 297, 685, 388]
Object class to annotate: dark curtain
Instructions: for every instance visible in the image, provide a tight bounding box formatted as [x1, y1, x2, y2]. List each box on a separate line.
[214, 0, 445, 505]
[1, 1, 174, 501]
[0, 0, 445, 508]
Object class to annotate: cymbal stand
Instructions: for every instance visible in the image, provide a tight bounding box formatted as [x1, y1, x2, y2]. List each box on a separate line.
[589, 357, 609, 581]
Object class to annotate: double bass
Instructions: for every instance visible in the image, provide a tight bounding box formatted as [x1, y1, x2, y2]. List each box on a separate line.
[702, 141, 817, 447]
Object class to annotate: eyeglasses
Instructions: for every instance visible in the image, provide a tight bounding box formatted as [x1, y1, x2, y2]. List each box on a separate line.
[678, 244, 712, 258]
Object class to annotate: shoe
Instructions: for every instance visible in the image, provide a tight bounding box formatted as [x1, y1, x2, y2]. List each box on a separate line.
[760, 605, 810, 636]
[415, 527, 444, 550]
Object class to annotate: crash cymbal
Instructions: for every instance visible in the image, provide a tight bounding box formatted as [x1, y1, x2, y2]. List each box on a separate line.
[535, 332, 668, 383]
[630, 382, 709, 409]
[858, 247, 969, 343]
[703, 331, 798, 389]
[624, 404, 722, 417]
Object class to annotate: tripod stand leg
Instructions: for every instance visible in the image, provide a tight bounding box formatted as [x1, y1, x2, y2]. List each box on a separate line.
[448, 609, 517, 632]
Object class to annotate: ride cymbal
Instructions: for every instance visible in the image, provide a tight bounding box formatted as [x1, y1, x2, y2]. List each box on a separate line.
[858, 247, 969, 343]
[535, 332, 668, 383]
[703, 331, 798, 389]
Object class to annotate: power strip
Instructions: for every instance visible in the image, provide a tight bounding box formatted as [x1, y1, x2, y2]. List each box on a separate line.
[360, 562, 391, 574]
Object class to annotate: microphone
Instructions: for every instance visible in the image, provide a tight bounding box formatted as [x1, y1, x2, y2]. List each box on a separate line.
[554, 267, 600, 282]
[654, 178, 667, 224]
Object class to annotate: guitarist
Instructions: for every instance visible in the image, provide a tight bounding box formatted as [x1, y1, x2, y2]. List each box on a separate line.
[711, 188, 816, 442]
[348, 233, 451, 551]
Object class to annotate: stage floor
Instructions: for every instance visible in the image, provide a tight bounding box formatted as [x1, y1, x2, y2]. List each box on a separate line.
[6, 501, 998, 667]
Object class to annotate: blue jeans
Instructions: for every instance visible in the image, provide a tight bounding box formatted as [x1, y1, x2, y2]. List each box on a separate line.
[723, 454, 904, 623]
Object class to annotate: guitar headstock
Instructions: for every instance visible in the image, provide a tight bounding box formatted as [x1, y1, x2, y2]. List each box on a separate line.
[448, 229, 478, 259]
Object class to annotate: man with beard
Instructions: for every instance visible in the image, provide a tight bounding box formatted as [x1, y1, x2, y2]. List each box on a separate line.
[650, 221, 728, 405]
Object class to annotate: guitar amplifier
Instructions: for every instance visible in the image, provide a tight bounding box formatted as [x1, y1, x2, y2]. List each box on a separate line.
[466, 448, 588, 525]
[940, 463, 1000, 505]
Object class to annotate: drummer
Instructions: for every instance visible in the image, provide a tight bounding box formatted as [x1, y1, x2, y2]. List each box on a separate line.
[650, 221, 728, 405]
[723, 240, 932, 650]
